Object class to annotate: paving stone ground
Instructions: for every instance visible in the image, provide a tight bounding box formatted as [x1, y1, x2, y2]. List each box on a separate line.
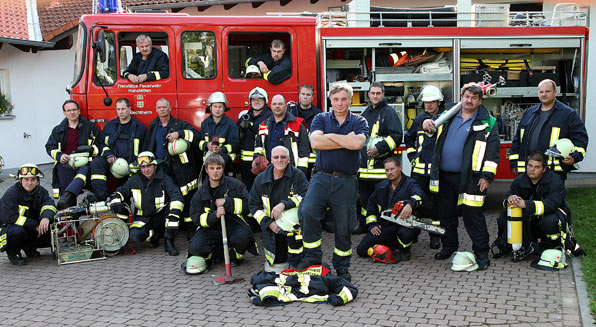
[0, 166, 592, 326]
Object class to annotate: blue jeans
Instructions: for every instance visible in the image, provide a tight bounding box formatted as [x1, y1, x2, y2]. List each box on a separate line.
[299, 172, 357, 270]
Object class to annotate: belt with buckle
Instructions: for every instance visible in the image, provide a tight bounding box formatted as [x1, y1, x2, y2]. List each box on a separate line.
[318, 170, 355, 178]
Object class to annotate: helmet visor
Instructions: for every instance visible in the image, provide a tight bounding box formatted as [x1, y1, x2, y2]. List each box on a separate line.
[19, 166, 40, 176]
[137, 155, 156, 166]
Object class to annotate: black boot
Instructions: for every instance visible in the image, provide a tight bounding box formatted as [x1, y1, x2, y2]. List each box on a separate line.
[57, 191, 76, 210]
[8, 253, 27, 266]
[24, 247, 41, 258]
[476, 255, 490, 270]
[165, 238, 179, 256]
[399, 247, 411, 261]
[429, 234, 441, 249]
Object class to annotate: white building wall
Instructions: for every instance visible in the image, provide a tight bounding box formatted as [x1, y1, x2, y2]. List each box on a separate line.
[0, 43, 74, 169]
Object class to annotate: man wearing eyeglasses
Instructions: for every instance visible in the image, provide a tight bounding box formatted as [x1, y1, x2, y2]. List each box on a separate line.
[145, 98, 201, 245]
[1, 164, 56, 265]
[189, 154, 257, 269]
[107, 151, 184, 256]
[90, 98, 147, 201]
[249, 146, 308, 272]
[46, 100, 100, 209]
[253, 94, 310, 176]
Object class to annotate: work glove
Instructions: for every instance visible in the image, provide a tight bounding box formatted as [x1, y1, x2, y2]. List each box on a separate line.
[165, 215, 180, 234]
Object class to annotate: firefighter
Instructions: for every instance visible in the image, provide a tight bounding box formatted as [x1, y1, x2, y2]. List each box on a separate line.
[108, 152, 184, 256]
[46, 99, 100, 209]
[0, 164, 56, 265]
[90, 98, 147, 201]
[145, 98, 201, 242]
[356, 156, 424, 261]
[249, 146, 308, 272]
[422, 82, 500, 271]
[297, 83, 368, 282]
[122, 34, 169, 84]
[354, 81, 403, 234]
[404, 85, 444, 249]
[254, 94, 310, 176]
[199, 92, 239, 173]
[509, 79, 588, 181]
[188, 154, 258, 268]
[237, 87, 273, 191]
[493, 152, 577, 260]
[246, 39, 291, 85]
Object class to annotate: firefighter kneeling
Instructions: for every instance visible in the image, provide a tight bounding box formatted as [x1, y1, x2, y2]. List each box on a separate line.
[107, 151, 184, 256]
[187, 154, 258, 273]
[357, 156, 425, 262]
[492, 152, 583, 263]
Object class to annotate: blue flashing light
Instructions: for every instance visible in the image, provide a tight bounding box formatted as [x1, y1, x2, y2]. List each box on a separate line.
[98, 0, 118, 13]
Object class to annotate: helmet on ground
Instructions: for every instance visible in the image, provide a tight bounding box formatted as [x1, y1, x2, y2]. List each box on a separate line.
[276, 208, 300, 233]
[545, 138, 575, 158]
[245, 65, 262, 78]
[167, 139, 189, 156]
[110, 158, 130, 179]
[136, 151, 158, 166]
[450, 251, 478, 272]
[367, 244, 398, 264]
[531, 248, 568, 271]
[207, 92, 230, 113]
[185, 256, 208, 275]
[68, 153, 90, 169]
[419, 85, 444, 102]
[15, 163, 44, 179]
[249, 87, 268, 104]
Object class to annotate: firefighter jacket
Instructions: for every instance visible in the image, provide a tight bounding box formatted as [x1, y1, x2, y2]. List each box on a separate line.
[358, 99, 403, 180]
[509, 100, 588, 175]
[122, 48, 169, 81]
[430, 105, 500, 207]
[110, 166, 184, 227]
[254, 112, 310, 174]
[404, 110, 443, 176]
[248, 271, 358, 307]
[365, 173, 425, 228]
[145, 115, 201, 196]
[45, 116, 101, 198]
[505, 169, 569, 221]
[247, 53, 291, 85]
[199, 114, 240, 161]
[98, 116, 147, 163]
[0, 183, 56, 231]
[248, 164, 308, 265]
[237, 107, 273, 163]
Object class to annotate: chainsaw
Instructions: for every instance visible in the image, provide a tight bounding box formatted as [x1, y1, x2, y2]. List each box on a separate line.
[379, 201, 446, 235]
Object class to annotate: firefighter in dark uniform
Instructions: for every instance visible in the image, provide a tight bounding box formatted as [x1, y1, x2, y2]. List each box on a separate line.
[1, 164, 56, 265]
[108, 152, 184, 255]
[508, 79, 588, 180]
[354, 82, 403, 234]
[297, 83, 369, 282]
[254, 94, 310, 176]
[46, 100, 100, 209]
[493, 152, 575, 259]
[356, 157, 424, 261]
[199, 92, 239, 173]
[90, 98, 146, 201]
[238, 87, 273, 191]
[246, 39, 291, 85]
[422, 83, 500, 270]
[122, 34, 169, 84]
[249, 146, 308, 272]
[188, 154, 258, 267]
[145, 98, 201, 248]
[287, 84, 322, 179]
[404, 85, 444, 249]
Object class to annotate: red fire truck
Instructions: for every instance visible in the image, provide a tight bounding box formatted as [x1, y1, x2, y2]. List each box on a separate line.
[68, 9, 588, 179]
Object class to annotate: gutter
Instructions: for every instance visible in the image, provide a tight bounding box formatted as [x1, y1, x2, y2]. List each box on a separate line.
[0, 37, 55, 48]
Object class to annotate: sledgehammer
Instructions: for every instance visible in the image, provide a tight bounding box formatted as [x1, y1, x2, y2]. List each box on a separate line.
[213, 216, 243, 285]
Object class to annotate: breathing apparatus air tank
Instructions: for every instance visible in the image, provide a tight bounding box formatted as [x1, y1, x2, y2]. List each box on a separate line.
[507, 206, 523, 251]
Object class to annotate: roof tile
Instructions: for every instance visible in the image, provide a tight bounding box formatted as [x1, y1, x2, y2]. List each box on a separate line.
[0, 0, 29, 40]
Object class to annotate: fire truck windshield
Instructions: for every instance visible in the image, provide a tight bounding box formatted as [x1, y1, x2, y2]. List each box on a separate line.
[69, 23, 86, 91]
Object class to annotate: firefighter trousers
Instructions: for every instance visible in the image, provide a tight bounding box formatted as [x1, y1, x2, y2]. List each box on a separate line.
[129, 210, 167, 243]
[56, 163, 90, 197]
[187, 218, 253, 262]
[89, 156, 127, 200]
[438, 171, 490, 257]
[5, 224, 51, 256]
[356, 224, 420, 257]
[299, 173, 358, 270]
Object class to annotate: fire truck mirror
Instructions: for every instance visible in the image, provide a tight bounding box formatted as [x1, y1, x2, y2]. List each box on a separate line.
[93, 30, 107, 63]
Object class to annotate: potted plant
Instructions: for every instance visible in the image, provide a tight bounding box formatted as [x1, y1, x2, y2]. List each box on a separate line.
[0, 92, 14, 116]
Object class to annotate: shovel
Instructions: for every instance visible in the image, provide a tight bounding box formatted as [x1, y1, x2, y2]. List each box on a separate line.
[213, 216, 243, 284]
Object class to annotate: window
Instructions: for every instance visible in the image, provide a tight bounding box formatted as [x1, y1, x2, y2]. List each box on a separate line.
[182, 31, 216, 79]
[227, 31, 291, 79]
[94, 30, 117, 86]
[70, 23, 86, 89]
[117, 31, 170, 78]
